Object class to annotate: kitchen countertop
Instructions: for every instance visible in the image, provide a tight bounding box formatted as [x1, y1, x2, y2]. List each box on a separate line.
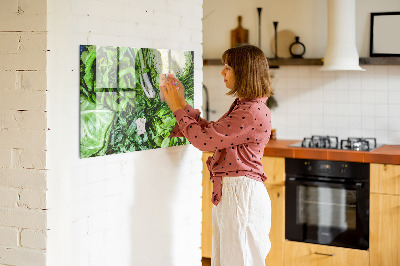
[263, 139, 400, 165]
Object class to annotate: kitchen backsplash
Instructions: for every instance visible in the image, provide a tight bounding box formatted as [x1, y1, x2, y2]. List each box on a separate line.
[203, 65, 400, 144]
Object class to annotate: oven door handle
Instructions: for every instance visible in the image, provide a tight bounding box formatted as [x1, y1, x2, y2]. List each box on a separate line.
[287, 177, 364, 189]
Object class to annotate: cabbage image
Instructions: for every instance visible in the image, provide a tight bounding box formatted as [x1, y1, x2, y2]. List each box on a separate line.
[79, 45, 194, 158]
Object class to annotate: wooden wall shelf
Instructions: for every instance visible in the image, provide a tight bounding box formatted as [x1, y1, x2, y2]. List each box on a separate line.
[359, 57, 400, 65]
[203, 57, 400, 67]
[203, 58, 323, 67]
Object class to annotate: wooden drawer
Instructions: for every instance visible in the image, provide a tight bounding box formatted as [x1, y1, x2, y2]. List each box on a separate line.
[284, 241, 369, 266]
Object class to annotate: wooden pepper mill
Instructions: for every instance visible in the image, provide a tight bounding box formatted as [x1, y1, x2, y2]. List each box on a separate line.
[231, 16, 249, 48]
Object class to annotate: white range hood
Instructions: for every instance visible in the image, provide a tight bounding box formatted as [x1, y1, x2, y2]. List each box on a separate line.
[320, 0, 365, 71]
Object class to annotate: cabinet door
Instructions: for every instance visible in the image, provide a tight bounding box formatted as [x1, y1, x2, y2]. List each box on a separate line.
[261, 156, 285, 185]
[284, 241, 369, 266]
[370, 193, 400, 266]
[265, 185, 284, 266]
[370, 163, 400, 195]
[202, 152, 213, 258]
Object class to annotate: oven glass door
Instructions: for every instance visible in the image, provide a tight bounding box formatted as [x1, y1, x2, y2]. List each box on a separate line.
[298, 185, 356, 240]
[286, 179, 369, 250]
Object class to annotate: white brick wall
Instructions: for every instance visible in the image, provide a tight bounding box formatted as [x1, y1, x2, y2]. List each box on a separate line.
[4, 0, 203, 265]
[0, 0, 48, 265]
[46, 0, 203, 266]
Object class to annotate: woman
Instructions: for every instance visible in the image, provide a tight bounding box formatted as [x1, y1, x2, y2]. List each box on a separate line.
[161, 44, 273, 266]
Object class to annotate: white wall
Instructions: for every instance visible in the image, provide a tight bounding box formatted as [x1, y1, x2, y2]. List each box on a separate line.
[0, 0, 48, 265]
[203, 0, 400, 145]
[46, 0, 203, 266]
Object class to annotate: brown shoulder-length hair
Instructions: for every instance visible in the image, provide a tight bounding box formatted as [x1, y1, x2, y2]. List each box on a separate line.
[221, 44, 273, 99]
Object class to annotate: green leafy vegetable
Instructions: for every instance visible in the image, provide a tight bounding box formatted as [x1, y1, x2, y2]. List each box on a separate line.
[79, 45, 194, 158]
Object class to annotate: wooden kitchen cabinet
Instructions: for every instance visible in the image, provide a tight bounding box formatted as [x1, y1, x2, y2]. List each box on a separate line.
[370, 163, 400, 266]
[370, 193, 400, 266]
[264, 184, 285, 266]
[370, 163, 400, 195]
[201, 154, 286, 265]
[261, 156, 285, 186]
[262, 156, 285, 266]
[202, 152, 213, 258]
[284, 241, 369, 266]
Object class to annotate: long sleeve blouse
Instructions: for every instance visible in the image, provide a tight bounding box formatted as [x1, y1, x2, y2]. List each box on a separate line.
[169, 97, 271, 205]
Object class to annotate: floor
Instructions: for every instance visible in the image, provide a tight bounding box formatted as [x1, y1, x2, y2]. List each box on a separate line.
[202, 257, 211, 266]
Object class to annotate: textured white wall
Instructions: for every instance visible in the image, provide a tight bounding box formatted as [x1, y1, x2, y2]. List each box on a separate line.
[0, 0, 48, 265]
[46, 0, 203, 265]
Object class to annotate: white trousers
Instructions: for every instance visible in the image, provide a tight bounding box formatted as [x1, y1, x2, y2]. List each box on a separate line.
[212, 176, 271, 266]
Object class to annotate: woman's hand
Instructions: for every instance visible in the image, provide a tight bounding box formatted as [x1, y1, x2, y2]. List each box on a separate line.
[161, 76, 186, 113]
[174, 77, 187, 108]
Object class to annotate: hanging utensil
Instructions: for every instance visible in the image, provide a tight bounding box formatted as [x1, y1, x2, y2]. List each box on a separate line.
[257, 8, 262, 48]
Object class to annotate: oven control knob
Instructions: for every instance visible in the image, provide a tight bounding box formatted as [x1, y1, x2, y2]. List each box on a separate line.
[340, 164, 347, 174]
[304, 162, 312, 171]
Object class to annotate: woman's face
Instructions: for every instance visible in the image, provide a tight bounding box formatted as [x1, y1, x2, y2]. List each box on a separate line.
[220, 64, 235, 89]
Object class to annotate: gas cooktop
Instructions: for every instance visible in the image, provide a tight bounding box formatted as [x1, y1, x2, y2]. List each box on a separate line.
[289, 135, 383, 151]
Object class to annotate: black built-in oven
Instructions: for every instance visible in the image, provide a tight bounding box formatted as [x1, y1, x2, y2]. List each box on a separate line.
[285, 158, 369, 250]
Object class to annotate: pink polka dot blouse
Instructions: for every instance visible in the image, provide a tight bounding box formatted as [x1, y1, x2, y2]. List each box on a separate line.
[169, 97, 272, 206]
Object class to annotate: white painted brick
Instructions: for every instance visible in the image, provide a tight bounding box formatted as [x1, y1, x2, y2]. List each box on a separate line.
[189, 3, 203, 19]
[19, 189, 46, 209]
[0, 208, 46, 230]
[0, 149, 11, 169]
[86, 165, 108, 183]
[125, 1, 161, 12]
[0, 0, 18, 13]
[0, 33, 20, 54]
[105, 178, 123, 196]
[0, 129, 46, 150]
[0, 32, 47, 71]
[190, 159, 202, 174]
[20, 149, 46, 170]
[16, 32, 46, 57]
[0, 247, 45, 266]
[0, 187, 19, 208]
[16, 70, 47, 91]
[166, 0, 191, 15]
[87, 212, 109, 233]
[152, 12, 181, 27]
[0, 169, 47, 189]
[19, 0, 47, 15]
[0, 227, 19, 247]
[0, 71, 16, 90]
[0, 90, 46, 111]
[0, 11, 46, 32]
[20, 229, 46, 250]
[1, 110, 47, 130]
[190, 31, 203, 45]
[181, 15, 202, 30]
[72, 218, 88, 237]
